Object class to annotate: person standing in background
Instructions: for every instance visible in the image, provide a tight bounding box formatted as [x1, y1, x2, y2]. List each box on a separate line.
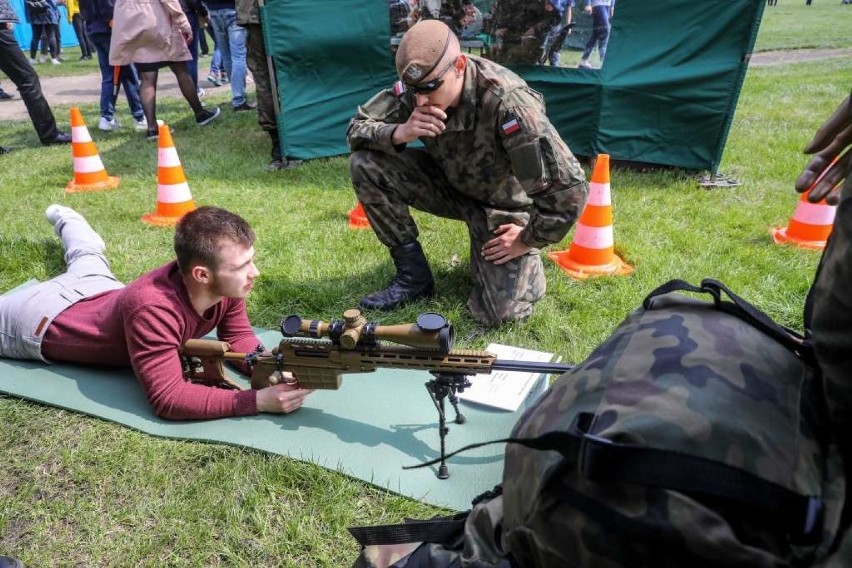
[208, 0, 255, 112]
[61, 0, 94, 59]
[79, 0, 148, 131]
[25, 0, 61, 64]
[109, 0, 220, 139]
[0, 0, 71, 147]
[177, 0, 210, 99]
[577, 0, 613, 69]
[235, 0, 300, 170]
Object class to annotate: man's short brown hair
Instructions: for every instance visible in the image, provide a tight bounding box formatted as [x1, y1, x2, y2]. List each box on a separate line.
[174, 207, 255, 274]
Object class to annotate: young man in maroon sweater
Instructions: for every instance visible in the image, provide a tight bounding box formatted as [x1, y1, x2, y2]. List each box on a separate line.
[0, 204, 313, 420]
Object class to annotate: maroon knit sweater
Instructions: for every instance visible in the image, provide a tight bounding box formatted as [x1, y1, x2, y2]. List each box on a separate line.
[42, 261, 260, 419]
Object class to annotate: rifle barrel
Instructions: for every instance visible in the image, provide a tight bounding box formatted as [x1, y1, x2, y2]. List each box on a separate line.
[491, 359, 573, 375]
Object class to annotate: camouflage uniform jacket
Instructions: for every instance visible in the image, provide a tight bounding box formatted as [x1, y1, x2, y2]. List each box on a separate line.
[235, 0, 258, 26]
[346, 55, 588, 249]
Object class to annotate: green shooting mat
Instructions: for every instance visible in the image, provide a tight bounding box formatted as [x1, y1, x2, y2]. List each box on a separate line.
[0, 284, 542, 511]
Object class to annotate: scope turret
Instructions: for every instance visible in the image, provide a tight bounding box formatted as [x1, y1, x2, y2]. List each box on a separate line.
[280, 310, 454, 352]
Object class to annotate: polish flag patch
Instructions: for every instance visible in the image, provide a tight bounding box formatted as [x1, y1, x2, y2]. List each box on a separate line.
[501, 117, 520, 135]
[392, 81, 406, 97]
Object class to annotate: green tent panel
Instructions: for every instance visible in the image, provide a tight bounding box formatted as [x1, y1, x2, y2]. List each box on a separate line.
[263, 0, 765, 172]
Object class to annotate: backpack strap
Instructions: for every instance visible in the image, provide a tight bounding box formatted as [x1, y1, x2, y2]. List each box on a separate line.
[349, 516, 468, 547]
[409, 416, 824, 545]
[643, 278, 815, 363]
[518, 413, 824, 544]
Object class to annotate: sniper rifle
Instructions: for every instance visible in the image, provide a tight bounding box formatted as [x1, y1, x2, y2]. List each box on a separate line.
[181, 309, 573, 478]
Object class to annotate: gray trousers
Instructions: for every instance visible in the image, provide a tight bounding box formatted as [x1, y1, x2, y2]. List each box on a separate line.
[0, 211, 124, 362]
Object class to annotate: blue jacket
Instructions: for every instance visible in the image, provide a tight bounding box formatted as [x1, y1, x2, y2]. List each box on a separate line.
[25, 0, 60, 25]
[78, 0, 114, 36]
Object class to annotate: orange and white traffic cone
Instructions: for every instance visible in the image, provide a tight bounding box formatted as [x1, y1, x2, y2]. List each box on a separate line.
[548, 154, 633, 279]
[142, 124, 196, 226]
[348, 201, 371, 230]
[771, 189, 836, 250]
[65, 107, 120, 194]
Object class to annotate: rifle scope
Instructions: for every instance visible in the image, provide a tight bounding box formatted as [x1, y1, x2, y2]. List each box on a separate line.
[280, 309, 454, 352]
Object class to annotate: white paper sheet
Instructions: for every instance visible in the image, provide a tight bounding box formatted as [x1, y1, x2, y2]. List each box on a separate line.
[458, 343, 556, 411]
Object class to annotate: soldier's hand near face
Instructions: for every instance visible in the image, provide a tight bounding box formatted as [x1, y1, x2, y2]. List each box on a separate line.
[392, 106, 447, 144]
[256, 383, 314, 414]
[795, 94, 851, 205]
[482, 223, 532, 265]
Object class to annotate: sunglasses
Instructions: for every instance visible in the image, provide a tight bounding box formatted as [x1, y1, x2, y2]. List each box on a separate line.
[408, 57, 458, 95]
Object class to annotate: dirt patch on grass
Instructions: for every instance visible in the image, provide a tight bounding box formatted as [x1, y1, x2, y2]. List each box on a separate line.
[750, 47, 852, 66]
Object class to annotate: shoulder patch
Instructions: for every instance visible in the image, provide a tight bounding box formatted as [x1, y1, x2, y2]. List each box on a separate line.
[392, 81, 407, 97]
[501, 116, 521, 136]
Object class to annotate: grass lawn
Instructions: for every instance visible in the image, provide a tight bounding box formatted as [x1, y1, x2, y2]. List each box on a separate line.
[1, 5, 851, 566]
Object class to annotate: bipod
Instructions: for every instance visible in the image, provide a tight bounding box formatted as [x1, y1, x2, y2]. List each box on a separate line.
[425, 372, 472, 479]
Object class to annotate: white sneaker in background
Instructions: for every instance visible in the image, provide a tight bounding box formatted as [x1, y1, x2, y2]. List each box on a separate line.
[197, 87, 206, 99]
[133, 116, 148, 131]
[50, 58, 61, 65]
[98, 116, 120, 131]
[28, 57, 38, 65]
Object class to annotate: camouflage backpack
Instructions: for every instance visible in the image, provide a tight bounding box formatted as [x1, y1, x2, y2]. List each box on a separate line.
[350, 279, 848, 568]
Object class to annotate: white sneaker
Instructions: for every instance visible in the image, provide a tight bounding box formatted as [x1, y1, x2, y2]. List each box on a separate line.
[50, 58, 61, 65]
[98, 116, 120, 131]
[28, 57, 38, 65]
[197, 87, 206, 99]
[133, 116, 148, 131]
[44, 204, 105, 249]
[44, 204, 78, 226]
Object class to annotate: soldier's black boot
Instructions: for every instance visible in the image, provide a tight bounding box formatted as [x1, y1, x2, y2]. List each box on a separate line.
[360, 241, 435, 310]
[267, 129, 301, 171]
[267, 129, 284, 171]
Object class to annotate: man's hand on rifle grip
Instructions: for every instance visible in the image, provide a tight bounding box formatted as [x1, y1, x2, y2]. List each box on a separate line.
[256, 382, 315, 414]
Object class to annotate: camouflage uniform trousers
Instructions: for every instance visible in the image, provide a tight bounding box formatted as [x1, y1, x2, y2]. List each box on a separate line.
[350, 148, 545, 326]
[244, 23, 276, 132]
[352, 494, 508, 567]
[489, 38, 542, 66]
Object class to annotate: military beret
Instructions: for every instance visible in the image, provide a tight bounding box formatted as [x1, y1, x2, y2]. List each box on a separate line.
[395, 20, 452, 85]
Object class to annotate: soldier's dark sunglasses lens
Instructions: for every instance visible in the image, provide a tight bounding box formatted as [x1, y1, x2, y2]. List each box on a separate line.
[408, 57, 457, 95]
[410, 79, 444, 95]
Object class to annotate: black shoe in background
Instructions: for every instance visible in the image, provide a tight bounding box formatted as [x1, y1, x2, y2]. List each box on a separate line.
[267, 157, 303, 171]
[42, 132, 72, 145]
[0, 146, 12, 155]
[195, 107, 221, 126]
[233, 101, 257, 112]
[0, 88, 14, 100]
